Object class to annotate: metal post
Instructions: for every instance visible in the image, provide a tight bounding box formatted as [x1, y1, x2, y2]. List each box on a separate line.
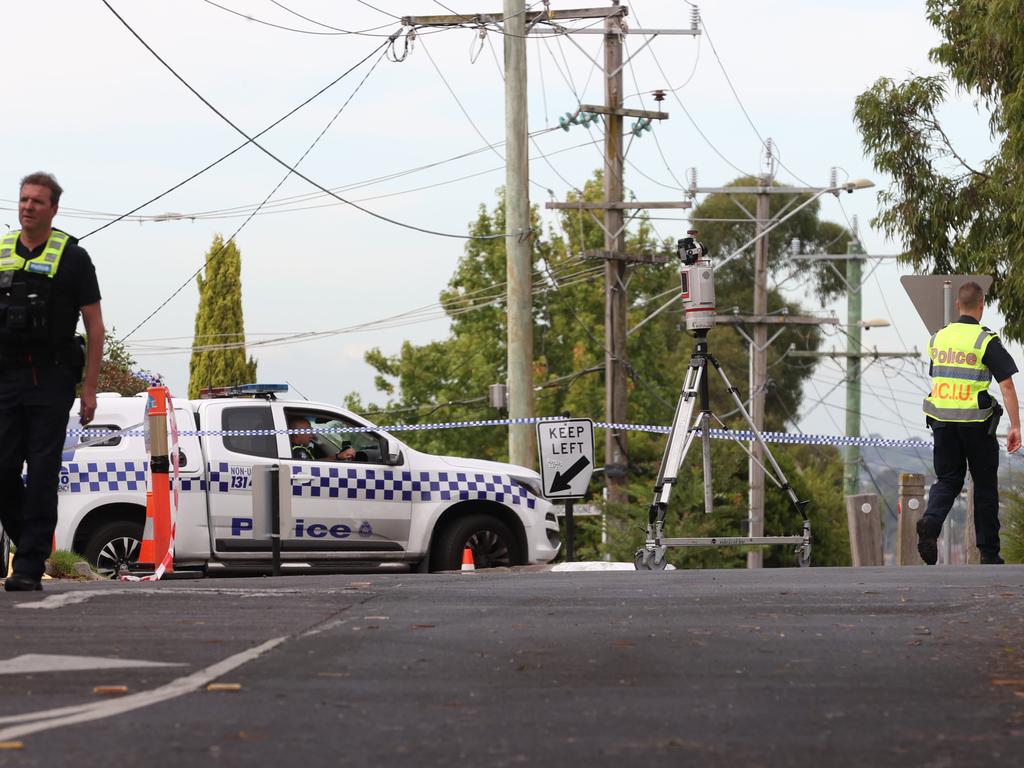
[965, 478, 979, 564]
[269, 464, 281, 577]
[941, 280, 953, 565]
[504, 0, 535, 469]
[603, 5, 628, 505]
[844, 236, 863, 496]
[746, 181, 770, 568]
[564, 500, 575, 562]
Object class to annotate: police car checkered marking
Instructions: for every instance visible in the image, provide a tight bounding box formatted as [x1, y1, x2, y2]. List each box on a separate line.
[290, 466, 537, 509]
[209, 463, 233, 493]
[61, 461, 148, 493]
[57, 461, 207, 493]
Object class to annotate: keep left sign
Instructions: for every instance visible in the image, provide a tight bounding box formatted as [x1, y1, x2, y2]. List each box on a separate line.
[536, 418, 595, 499]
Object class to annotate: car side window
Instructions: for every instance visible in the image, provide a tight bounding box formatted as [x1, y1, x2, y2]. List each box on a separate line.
[221, 406, 277, 458]
[80, 424, 121, 448]
[283, 410, 387, 464]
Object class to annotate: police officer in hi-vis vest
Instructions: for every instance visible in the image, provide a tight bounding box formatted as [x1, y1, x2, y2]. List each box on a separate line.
[917, 281, 1021, 565]
[0, 173, 104, 592]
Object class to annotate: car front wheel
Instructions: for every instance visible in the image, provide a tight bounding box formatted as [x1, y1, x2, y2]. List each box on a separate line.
[82, 521, 143, 579]
[430, 513, 522, 572]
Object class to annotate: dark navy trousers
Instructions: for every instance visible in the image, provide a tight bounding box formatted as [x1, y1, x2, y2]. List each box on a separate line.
[0, 364, 76, 580]
[924, 421, 1002, 559]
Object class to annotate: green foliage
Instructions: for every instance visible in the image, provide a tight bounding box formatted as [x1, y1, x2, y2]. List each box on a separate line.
[188, 235, 257, 398]
[92, 328, 153, 396]
[1002, 488, 1024, 564]
[45, 550, 93, 579]
[853, 0, 1024, 341]
[350, 172, 852, 566]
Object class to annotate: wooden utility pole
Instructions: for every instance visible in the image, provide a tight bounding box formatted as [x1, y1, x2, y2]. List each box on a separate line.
[747, 180, 771, 568]
[602, 5, 628, 504]
[503, 0, 534, 468]
[405, 4, 699, 496]
[546, 6, 698, 504]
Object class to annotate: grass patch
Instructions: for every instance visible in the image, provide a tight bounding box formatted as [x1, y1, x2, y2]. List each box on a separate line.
[45, 549, 95, 579]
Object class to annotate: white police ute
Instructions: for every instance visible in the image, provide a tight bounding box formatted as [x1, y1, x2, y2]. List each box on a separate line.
[57, 384, 560, 577]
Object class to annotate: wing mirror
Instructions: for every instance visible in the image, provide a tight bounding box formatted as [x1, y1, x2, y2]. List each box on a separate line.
[385, 437, 403, 466]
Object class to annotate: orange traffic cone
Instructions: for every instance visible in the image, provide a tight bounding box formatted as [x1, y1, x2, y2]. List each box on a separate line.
[131, 491, 157, 573]
[461, 546, 476, 572]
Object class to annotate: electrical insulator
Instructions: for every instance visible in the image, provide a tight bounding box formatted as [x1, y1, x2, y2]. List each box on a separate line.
[691, 6, 700, 31]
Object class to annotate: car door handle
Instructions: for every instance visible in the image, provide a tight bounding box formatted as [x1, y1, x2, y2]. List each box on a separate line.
[293, 474, 314, 485]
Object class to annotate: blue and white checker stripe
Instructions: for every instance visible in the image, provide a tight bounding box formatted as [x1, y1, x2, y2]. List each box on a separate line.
[60, 461, 147, 493]
[288, 465, 537, 509]
[57, 461, 209, 494]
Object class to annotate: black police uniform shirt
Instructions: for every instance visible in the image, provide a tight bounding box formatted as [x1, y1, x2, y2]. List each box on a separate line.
[929, 314, 1019, 426]
[11, 230, 101, 349]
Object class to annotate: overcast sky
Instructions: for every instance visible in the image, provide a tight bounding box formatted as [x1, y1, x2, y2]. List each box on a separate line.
[3, 1, 1013, 453]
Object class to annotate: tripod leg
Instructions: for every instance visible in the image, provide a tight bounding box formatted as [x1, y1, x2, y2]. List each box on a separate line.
[709, 356, 808, 520]
[655, 362, 703, 487]
[700, 412, 713, 514]
[637, 359, 705, 570]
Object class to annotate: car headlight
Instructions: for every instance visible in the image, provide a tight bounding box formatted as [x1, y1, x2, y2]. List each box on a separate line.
[511, 476, 543, 498]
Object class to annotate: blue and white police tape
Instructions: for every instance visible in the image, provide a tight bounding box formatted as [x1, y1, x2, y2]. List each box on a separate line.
[65, 416, 936, 450]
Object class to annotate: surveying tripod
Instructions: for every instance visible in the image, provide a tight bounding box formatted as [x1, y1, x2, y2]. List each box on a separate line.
[634, 329, 812, 570]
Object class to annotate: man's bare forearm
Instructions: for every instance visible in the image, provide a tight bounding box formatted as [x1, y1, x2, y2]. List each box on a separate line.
[999, 377, 1020, 429]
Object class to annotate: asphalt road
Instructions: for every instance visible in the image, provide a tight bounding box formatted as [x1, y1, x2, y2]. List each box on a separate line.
[1, 565, 1023, 767]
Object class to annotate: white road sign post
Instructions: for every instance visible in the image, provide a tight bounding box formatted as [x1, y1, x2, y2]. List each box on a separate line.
[536, 418, 595, 562]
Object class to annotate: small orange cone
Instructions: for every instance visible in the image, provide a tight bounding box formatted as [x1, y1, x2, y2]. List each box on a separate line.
[460, 546, 475, 572]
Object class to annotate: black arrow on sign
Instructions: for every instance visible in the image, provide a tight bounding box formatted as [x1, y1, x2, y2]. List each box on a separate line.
[550, 456, 591, 494]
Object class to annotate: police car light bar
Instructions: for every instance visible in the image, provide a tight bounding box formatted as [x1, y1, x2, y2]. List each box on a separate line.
[198, 383, 289, 399]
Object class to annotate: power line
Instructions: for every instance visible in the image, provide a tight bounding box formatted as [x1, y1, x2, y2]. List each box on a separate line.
[642, 36, 752, 179]
[698, 14, 811, 187]
[128, 261, 607, 354]
[42, 134, 594, 225]
[100, 0, 505, 241]
[78, 37, 392, 239]
[122, 40, 392, 341]
[269, 0, 384, 33]
[355, 0, 402, 20]
[201, 0, 412, 36]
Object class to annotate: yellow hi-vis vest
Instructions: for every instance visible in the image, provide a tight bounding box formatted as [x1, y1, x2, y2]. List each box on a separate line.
[0, 229, 69, 277]
[923, 322, 998, 422]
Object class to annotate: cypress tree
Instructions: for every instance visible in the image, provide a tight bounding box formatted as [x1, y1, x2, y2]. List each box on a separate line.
[188, 235, 257, 398]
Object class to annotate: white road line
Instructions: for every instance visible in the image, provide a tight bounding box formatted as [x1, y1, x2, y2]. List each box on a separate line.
[15, 587, 307, 610]
[0, 636, 287, 741]
[0, 653, 184, 675]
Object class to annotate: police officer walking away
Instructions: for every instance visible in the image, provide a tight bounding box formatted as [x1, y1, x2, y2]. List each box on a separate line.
[0, 172, 103, 591]
[918, 281, 1021, 565]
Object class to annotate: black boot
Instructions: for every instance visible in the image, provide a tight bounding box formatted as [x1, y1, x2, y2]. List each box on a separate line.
[980, 554, 1005, 565]
[916, 517, 940, 565]
[4, 573, 43, 591]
